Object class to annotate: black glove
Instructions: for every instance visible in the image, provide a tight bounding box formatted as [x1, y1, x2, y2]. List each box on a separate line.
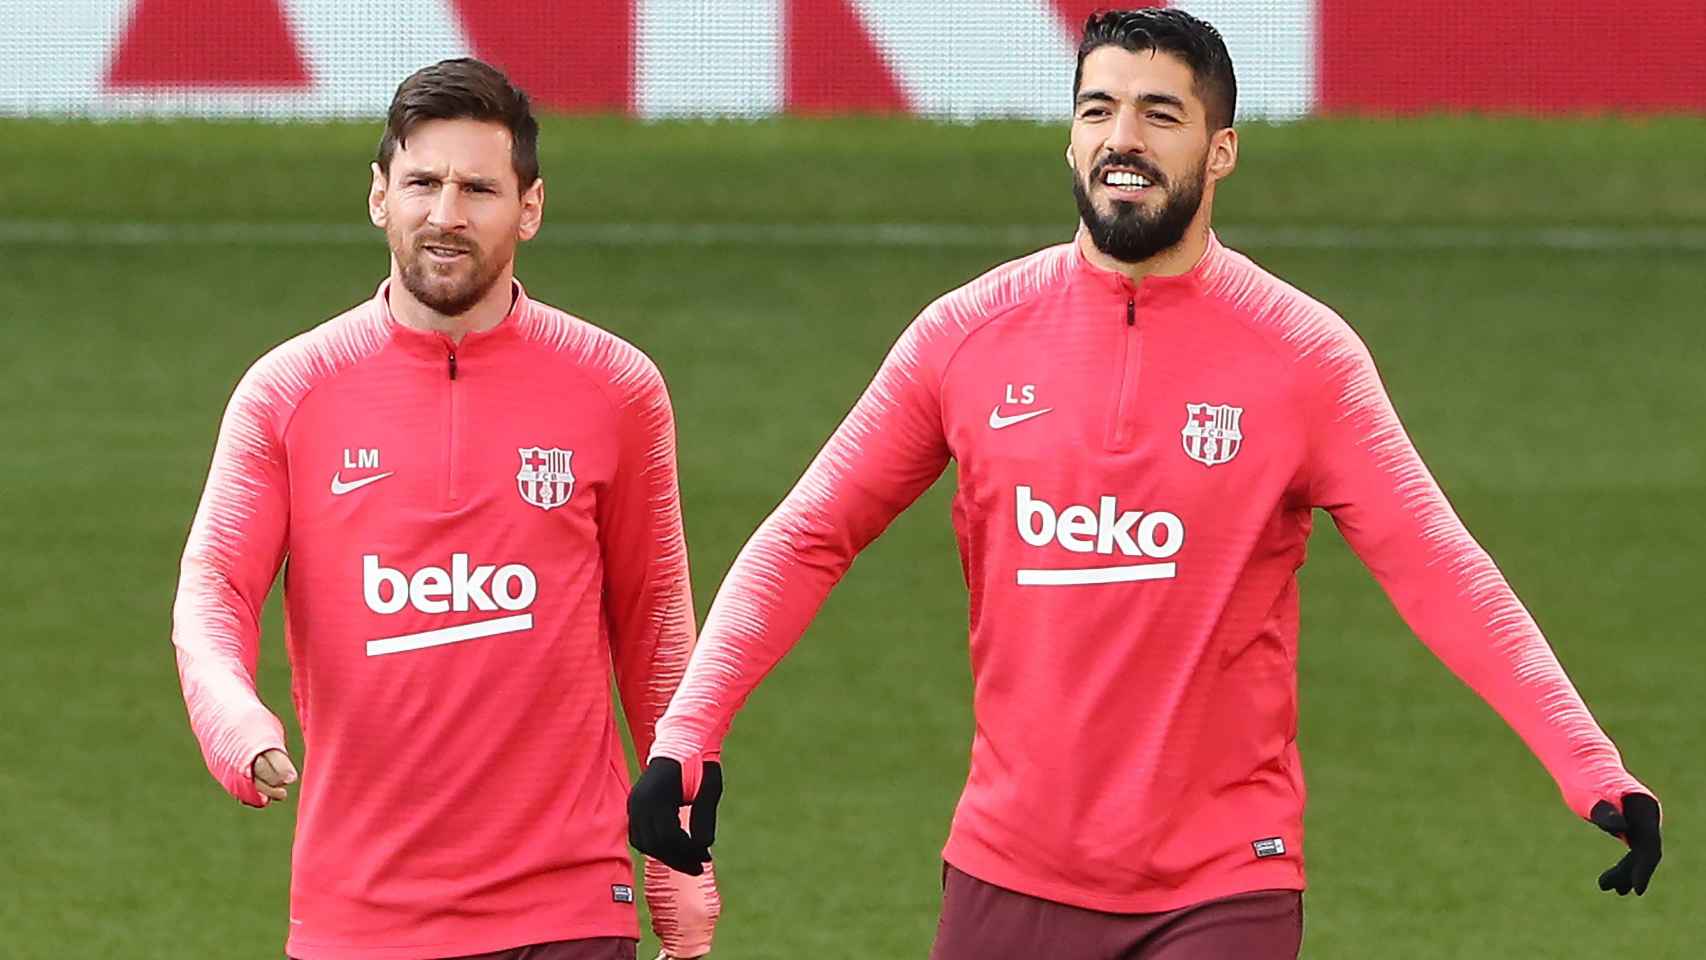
[1589, 792, 1662, 896]
[628, 757, 722, 876]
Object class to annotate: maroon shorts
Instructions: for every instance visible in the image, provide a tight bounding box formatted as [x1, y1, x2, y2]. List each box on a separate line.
[451, 938, 637, 960]
[930, 865, 1302, 960]
[291, 938, 637, 960]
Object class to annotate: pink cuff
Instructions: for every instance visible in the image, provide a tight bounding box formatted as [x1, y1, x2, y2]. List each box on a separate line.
[646, 857, 719, 957]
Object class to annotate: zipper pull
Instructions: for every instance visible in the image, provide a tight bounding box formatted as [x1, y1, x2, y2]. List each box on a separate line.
[448, 350, 458, 380]
[1126, 297, 1135, 326]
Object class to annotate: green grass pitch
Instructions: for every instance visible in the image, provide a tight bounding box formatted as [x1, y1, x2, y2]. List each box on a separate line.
[0, 115, 1700, 958]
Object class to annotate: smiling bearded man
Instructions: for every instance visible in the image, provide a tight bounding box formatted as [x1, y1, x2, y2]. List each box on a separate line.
[627, 9, 1660, 960]
[1069, 110, 1205, 265]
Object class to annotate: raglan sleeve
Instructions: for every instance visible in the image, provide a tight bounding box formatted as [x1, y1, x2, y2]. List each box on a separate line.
[648, 308, 954, 767]
[594, 351, 720, 959]
[171, 360, 292, 808]
[1302, 318, 1652, 819]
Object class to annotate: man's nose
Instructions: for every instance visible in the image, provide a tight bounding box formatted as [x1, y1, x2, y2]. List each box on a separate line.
[1103, 105, 1147, 157]
[427, 184, 467, 229]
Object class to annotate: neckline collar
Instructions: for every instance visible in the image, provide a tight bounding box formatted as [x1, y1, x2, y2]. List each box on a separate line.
[375, 278, 529, 358]
[1071, 229, 1223, 297]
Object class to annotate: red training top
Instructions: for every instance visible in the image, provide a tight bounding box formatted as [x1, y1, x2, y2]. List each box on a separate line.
[174, 281, 718, 959]
[651, 234, 1650, 913]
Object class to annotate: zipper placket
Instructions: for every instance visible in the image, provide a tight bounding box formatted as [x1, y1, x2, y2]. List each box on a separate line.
[445, 346, 460, 504]
[1106, 292, 1143, 451]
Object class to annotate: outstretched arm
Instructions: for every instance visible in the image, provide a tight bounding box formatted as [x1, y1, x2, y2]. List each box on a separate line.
[1305, 325, 1658, 891]
[629, 315, 954, 882]
[648, 317, 953, 769]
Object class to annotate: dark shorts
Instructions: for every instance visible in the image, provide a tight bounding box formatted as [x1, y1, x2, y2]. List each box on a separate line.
[452, 938, 638, 960]
[291, 938, 637, 960]
[930, 865, 1302, 960]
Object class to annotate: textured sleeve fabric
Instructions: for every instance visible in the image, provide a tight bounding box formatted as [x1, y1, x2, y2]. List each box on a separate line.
[599, 354, 697, 766]
[172, 361, 291, 808]
[594, 354, 720, 957]
[1304, 321, 1651, 819]
[643, 854, 720, 958]
[650, 312, 953, 765]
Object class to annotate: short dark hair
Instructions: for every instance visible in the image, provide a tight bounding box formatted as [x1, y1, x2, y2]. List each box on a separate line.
[1074, 9, 1237, 130]
[376, 58, 540, 190]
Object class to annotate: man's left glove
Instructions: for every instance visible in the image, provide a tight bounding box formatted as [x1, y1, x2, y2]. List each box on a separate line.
[629, 757, 722, 876]
[1589, 792, 1662, 896]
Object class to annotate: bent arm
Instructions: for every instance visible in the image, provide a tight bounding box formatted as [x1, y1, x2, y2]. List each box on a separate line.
[172, 369, 290, 807]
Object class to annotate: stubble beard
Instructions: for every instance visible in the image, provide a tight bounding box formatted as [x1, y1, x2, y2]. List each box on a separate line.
[1072, 152, 1207, 264]
[391, 227, 510, 318]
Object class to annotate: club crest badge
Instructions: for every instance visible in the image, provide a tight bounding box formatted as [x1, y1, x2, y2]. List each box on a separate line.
[517, 447, 575, 510]
[1181, 403, 1244, 467]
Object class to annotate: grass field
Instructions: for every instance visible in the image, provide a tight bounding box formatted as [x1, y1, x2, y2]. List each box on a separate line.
[1, 116, 1701, 958]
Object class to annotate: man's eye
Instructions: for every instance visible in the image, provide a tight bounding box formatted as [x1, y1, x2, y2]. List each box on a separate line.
[1080, 108, 1108, 119]
[1150, 113, 1179, 123]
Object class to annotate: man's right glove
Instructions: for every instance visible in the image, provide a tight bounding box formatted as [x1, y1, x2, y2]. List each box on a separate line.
[629, 757, 722, 876]
[1589, 792, 1662, 896]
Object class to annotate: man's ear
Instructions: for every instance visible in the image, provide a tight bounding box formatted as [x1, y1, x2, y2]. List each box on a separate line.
[1064, 143, 1075, 172]
[1206, 127, 1238, 183]
[518, 177, 544, 241]
[369, 162, 388, 229]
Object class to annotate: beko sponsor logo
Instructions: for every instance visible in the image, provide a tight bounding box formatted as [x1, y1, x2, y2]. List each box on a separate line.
[361, 554, 536, 656]
[1014, 486, 1183, 586]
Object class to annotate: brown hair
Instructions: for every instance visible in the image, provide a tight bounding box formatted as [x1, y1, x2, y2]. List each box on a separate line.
[376, 58, 540, 190]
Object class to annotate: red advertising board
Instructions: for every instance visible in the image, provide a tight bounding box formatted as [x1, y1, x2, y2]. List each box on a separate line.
[5, 0, 1699, 118]
[1319, 0, 1706, 113]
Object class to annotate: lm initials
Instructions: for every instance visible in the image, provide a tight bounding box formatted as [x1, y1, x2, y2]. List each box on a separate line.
[344, 448, 380, 470]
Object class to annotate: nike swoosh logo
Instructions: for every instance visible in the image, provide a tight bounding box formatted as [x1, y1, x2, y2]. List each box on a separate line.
[988, 405, 1055, 430]
[330, 471, 395, 495]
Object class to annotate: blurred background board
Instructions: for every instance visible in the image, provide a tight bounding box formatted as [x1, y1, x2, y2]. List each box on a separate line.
[2, 2, 1703, 959]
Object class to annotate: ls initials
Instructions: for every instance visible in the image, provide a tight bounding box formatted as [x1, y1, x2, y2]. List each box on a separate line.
[1004, 384, 1037, 405]
[343, 448, 380, 469]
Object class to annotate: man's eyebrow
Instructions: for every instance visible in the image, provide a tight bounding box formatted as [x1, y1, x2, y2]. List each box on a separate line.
[397, 168, 502, 189]
[1137, 92, 1187, 111]
[1073, 90, 1189, 111]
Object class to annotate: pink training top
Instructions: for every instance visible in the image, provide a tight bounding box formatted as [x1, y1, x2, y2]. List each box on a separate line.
[173, 281, 718, 959]
[651, 233, 1651, 913]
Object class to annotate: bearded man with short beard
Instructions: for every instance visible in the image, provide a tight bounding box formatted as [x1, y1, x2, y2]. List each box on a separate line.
[171, 58, 719, 960]
[630, 9, 1661, 960]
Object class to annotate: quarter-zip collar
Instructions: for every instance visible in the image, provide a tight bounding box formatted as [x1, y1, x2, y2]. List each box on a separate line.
[376, 278, 531, 363]
[1070, 229, 1225, 305]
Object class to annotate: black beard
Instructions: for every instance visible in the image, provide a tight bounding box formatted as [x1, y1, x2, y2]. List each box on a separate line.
[1072, 155, 1205, 263]
[395, 237, 505, 317]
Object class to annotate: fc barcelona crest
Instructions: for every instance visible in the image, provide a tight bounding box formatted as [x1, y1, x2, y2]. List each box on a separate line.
[1181, 403, 1244, 467]
[517, 447, 575, 510]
